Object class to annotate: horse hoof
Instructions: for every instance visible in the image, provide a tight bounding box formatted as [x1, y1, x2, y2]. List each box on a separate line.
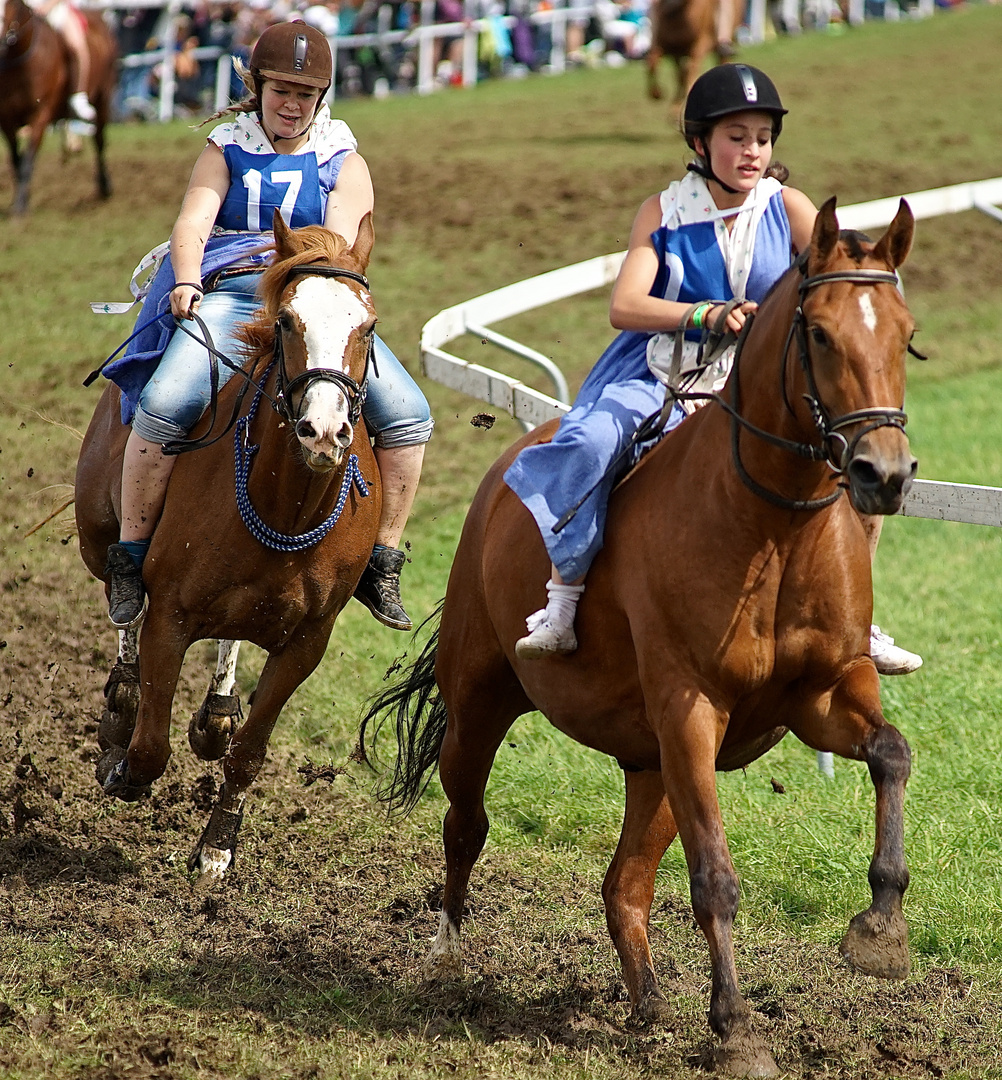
[423, 950, 463, 983]
[191, 844, 233, 891]
[187, 800, 244, 876]
[101, 660, 140, 745]
[188, 693, 241, 761]
[714, 1031, 780, 1078]
[631, 991, 672, 1024]
[840, 907, 910, 980]
[98, 707, 135, 751]
[95, 748, 151, 802]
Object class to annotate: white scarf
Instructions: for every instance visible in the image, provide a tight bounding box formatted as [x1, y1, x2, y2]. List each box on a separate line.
[207, 103, 358, 164]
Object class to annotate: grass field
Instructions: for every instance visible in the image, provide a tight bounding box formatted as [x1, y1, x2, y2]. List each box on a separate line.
[2, 5, 1002, 1078]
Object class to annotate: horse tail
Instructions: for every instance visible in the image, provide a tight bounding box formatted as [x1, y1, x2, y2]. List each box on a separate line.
[358, 601, 448, 816]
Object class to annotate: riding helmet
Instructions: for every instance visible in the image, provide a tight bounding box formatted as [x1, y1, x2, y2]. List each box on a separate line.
[250, 22, 333, 91]
[683, 64, 787, 147]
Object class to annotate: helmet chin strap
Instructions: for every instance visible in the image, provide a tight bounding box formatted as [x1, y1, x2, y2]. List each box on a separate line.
[686, 158, 741, 196]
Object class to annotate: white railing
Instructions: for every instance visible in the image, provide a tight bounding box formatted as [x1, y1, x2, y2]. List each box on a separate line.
[420, 176, 1002, 526]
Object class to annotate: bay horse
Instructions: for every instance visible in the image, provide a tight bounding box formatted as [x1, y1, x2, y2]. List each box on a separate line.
[1, 0, 115, 215]
[362, 198, 917, 1076]
[646, 0, 746, 117]
[75, 213, 382, 882]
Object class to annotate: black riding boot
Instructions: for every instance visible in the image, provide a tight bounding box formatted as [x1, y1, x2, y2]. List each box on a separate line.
[105, 543, 146, 628]
[354, 545, 412, 631]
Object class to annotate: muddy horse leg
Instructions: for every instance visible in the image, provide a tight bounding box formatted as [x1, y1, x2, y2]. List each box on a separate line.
[97, 614, 187, 802]
[188, 630, 328, 882]
[659, 693, 779, 1078]
[425, 666, 521, 981]
[797, 664, 911, 980]
[188, 639, 243, 761]
[98, 626, 141, 751]
[603, 767, 679, 1022]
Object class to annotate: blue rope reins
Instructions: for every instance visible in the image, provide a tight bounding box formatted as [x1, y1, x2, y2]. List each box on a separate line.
[234, 364, 370, 552]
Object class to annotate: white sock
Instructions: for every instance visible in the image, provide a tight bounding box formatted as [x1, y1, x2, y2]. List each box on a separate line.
[543, 580, 584, 629]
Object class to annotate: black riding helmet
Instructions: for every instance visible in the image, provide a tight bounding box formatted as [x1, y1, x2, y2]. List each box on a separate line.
[681, 64, 787, 193]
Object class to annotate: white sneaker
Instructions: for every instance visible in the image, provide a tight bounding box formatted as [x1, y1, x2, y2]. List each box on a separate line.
[69, 91, 97, 122]
[515, 613, 577, 660]
[870, 624, 922, 675]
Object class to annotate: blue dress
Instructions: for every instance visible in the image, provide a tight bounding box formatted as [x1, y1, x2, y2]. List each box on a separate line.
[503, 175, 793, 582]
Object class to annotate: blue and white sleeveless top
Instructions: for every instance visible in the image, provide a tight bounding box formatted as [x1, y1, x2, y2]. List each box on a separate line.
[208, 105, 358, 231]
[650, 173, 793, 339]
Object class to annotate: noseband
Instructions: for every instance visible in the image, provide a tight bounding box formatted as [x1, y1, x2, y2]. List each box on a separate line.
[273, 264, 372, 428]
[728, 266, 909, 512]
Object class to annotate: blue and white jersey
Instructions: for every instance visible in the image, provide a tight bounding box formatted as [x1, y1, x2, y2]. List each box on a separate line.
[650, 173, 793, 339]
[208, 105, 358, 232]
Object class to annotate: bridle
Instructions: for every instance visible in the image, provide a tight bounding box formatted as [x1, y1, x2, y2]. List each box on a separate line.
[272, 264, 372, 430]
[685, 266, 912, 512]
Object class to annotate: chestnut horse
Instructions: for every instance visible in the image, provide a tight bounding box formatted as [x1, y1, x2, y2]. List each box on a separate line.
[362, 199, 917, 1076]
[646, 0, 746, 117]
[75, 214, 381, 882]
[1, 0, 115, 215]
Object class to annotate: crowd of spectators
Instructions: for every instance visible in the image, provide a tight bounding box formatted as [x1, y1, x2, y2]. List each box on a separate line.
[108, 0, 655, 118]
[106, 0, 953, 118]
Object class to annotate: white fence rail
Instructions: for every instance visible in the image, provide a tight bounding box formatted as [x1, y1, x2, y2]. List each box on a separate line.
[420, 177, 1002, 528]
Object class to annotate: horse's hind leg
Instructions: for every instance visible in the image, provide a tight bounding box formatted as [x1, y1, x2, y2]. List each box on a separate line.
[188, 640, 243, 761]
[603, 768, 679, 1022]
[426, 657, 525, 982]
[646, 43, 664, 100]
[92, 116, 111, 200]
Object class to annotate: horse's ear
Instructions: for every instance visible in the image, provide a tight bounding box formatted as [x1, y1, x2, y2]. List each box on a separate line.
[871, 198, 914, 270]
[809, 196, 840, 270]
[272, 209, 294, 256]
[351, 212, 375, 270]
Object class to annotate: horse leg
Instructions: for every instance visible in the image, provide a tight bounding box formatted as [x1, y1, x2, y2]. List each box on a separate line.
[188, 630, 328, 883]
[97, 615, 187, 802]
[672, 55, 692, 119]
[188, 639, 243, 761]
[659, 693, 779, 1078]
[13, 114, 50, 216]
[92, 115, 111, 200]
[98, 626, 141, 751]
[425, 664, 521, 982]
[646, 43, 664, 100]
[602, 768, 679, 1022]
[795, 664, 911, 980]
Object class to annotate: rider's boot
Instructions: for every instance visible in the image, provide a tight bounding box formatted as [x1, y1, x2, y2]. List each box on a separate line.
[69, 91, 97, 122]
[515, 580, 584, 660]
[105, 542, 147, 628]
[870, 624, 923, 676]
[354, 545, 412, 631]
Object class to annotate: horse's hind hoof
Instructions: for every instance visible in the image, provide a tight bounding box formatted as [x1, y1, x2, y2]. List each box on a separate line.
[95, 748, 151, 802]
[188, 693, 241, 761]
[632, 991, 672, 1024]
[714, 1031, 780, 1078]
[187, 800, 244, 878]
[840, 907, 910, 980]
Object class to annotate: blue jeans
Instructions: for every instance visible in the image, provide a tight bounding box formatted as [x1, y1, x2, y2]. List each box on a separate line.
[133, 273, 433, 448]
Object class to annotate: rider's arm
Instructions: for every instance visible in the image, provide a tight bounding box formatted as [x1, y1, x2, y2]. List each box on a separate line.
[324, 152, 374, 247]
[169, 141, 231, 319]
[783, 186, 818, 255]
[609, 194, 757, 336]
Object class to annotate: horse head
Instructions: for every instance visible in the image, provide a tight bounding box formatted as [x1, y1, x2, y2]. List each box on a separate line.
[797, 196, 919, 515]
[265, 209, 376, 473]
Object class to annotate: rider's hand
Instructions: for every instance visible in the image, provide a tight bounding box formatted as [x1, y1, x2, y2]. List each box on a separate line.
[707, 301, 758, 335]
[170, 283, 203, 320]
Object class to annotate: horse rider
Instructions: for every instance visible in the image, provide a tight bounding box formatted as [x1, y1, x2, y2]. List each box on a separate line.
[101, 22, 432, 633]
[27, 0, 97, 123]
[504, 63, 922, 676]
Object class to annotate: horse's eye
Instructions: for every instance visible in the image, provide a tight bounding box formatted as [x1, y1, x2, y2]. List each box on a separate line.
[810, 326, 829, 348]
[277, 311, 293, 333]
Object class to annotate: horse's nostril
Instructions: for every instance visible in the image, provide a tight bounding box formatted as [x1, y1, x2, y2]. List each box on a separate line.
[337, 422, 353, 448]
[848, 457, 881, 490]
[296, 418, 316, 440]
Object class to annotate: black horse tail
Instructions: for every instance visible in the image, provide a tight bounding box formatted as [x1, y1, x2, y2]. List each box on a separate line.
[358, 601, 448, 816]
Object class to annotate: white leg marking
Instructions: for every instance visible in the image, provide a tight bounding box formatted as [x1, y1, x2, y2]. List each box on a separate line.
[194, 844, 233, 888]
[859, 292, 878, 333]
[208, 639, 241, 696]
[423, 909, 464, 981]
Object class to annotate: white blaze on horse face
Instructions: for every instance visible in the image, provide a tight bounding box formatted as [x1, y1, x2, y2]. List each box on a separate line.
[288, 277, 372, 464]
[859, 292, 878, 334]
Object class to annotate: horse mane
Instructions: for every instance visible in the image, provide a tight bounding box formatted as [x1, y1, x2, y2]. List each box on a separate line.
[237, 226, 352, 370]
